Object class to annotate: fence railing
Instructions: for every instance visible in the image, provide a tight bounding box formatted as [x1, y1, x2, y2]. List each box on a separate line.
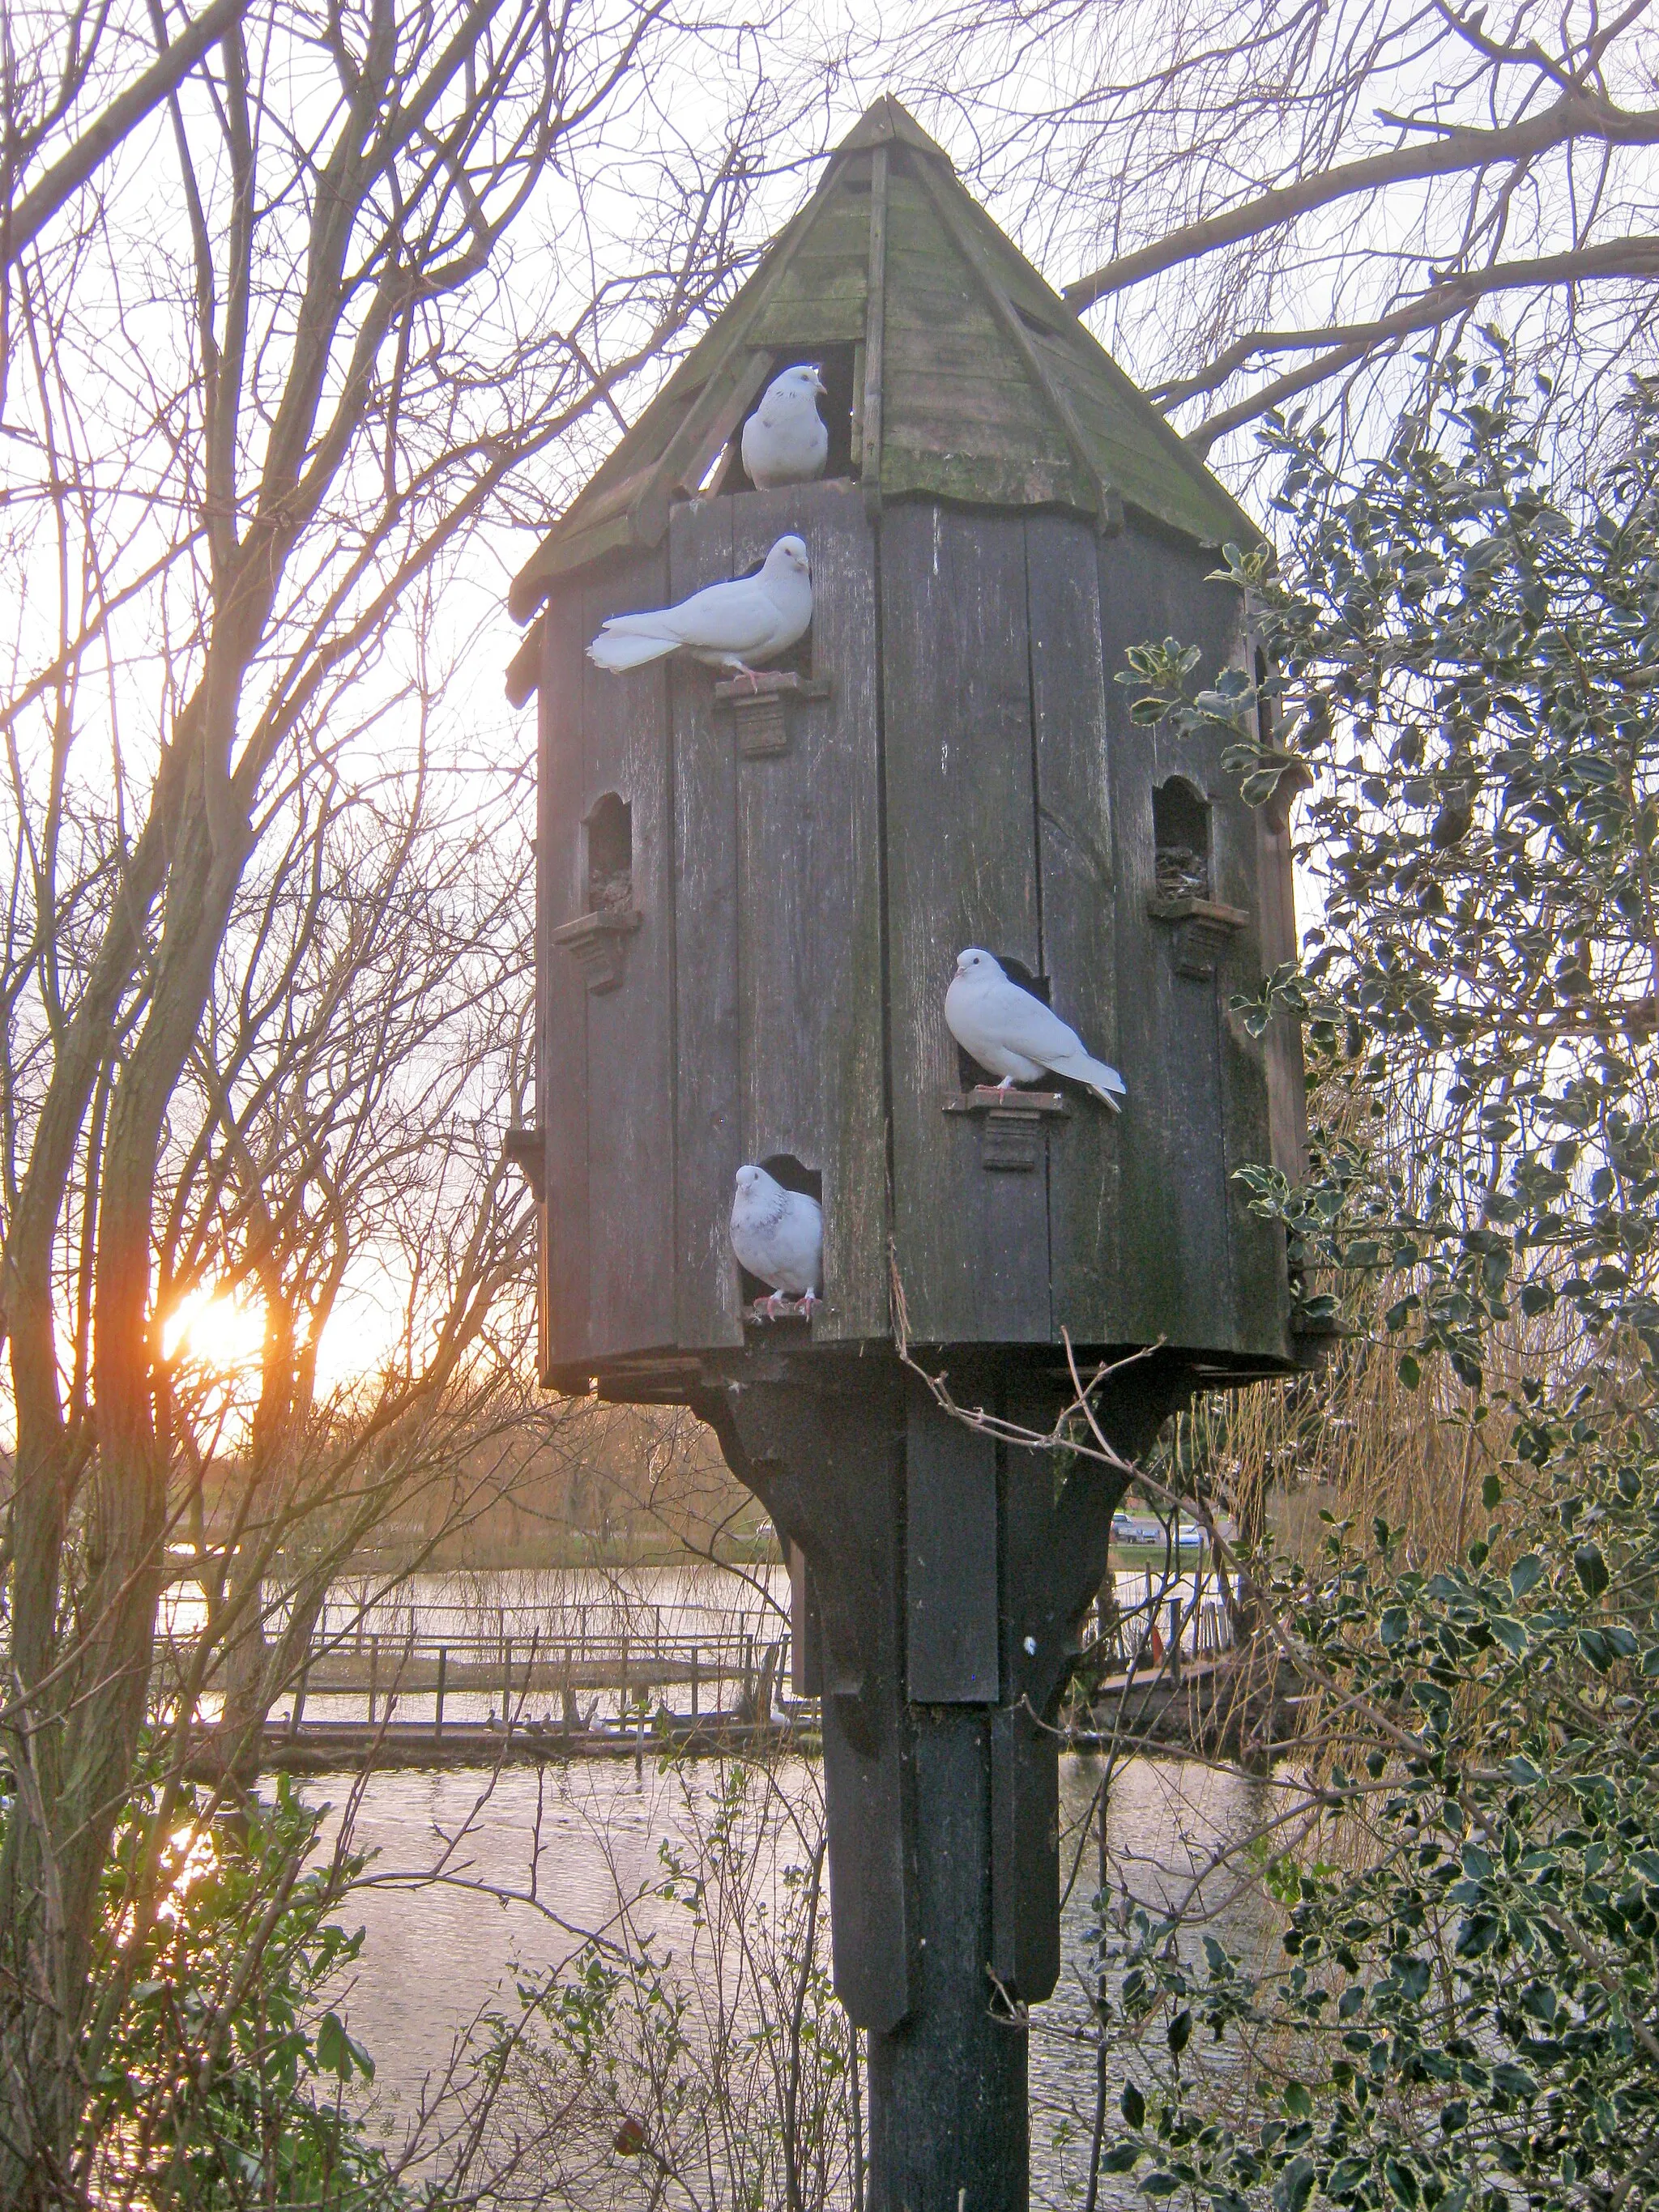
[151, 1563, 1235, 1750]
[156, 1620, 792, 1739]
[1083, 1566, 1237, 1680]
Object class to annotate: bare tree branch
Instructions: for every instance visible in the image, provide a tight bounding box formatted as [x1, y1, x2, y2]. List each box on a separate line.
[2, 0, 253, 272]
[1064, 89, 1659, 314]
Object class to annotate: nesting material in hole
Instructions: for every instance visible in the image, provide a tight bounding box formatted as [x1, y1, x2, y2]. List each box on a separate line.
[552, 791, 641, 993]
[1153, 776, 1211, 902]
[585, 791, 633, 911]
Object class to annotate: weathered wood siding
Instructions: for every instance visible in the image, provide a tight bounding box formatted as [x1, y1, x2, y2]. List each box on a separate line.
[883, 504, 1049, 1343]
[1099, 526, 1289, 1357]
[882, 505, 1128, 1349]
[883, 502, 1289, 1357]
[669, 497, 743, 1351]
[736, 481, 888, 1340]
[1029, 514, 1121, 1342]
[538, 548, 676, 1378]
[672, 477, 888, 1349]
[539, 487, 1294, 1375]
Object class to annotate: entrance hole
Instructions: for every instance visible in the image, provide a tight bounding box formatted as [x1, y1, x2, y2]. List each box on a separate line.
[736, 1153, 823, 1306]
[714, 342, 858, 496]
[584, 792, 632, 914]
[1153, 777, 1210, 901]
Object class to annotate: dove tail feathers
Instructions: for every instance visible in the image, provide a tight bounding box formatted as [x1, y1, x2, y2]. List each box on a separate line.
[587, 628, 674, 672]
[1049, 1051, 1127, 1110]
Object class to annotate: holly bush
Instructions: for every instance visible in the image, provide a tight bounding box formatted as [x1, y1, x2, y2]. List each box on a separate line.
[1098, 354, 1659, 2210]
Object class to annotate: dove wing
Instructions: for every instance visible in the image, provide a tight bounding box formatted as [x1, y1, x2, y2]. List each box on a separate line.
[603, 577, 774, 654]
[983, 978, 1089, 1067]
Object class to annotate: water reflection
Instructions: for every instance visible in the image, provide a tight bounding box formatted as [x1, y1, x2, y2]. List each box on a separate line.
[297, 1750, 1274, 2204]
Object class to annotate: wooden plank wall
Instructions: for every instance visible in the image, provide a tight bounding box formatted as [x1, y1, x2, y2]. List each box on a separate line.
[1253, 644, 1309, 1188]
[1098, 526, 1286, 1357]
[580, 555, 676, 1359]
[539, 551, 677, 1373]
[542, 486, 1291, 1372]
[673, 478, 888, 1349]
[885, 503, 1288, 1359]
[883, 504, 1048, 1343]
[537, 593, 587, 1377]
[1027, 514, 1121, 1342]
[731, 480, 887, 1342]
[670, 500, 744, 1350]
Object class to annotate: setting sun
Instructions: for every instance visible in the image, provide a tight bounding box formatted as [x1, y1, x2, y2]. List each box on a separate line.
[160, 1288, 267, 1371]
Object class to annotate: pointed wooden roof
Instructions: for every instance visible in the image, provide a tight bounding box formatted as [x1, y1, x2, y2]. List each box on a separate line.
[506, 96, 1254, 627]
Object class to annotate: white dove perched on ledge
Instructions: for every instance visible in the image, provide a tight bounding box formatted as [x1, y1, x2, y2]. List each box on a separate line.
[742, 364, 829, 488]
[945, 948, 1126, 1110]
[587, 535, 812, 677]
[730, 1164, 822, 1315]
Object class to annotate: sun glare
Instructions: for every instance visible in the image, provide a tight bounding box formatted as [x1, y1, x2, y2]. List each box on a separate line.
[160, 1288, 267, 1371]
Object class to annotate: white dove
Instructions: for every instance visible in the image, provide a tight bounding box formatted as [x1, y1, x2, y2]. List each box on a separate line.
[730, 1164, 822, 1316]
[741, 364, 829, 489]
[587, 535, 812, 676]
[945, 948, 1126, 1110]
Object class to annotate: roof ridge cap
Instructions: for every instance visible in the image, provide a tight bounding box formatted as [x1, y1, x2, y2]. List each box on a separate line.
[834, 95, 953, 164]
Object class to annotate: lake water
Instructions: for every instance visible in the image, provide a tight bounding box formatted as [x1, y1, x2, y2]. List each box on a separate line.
[257, 1559, 1263, 2202]
[293, 1747, 1273, 2205]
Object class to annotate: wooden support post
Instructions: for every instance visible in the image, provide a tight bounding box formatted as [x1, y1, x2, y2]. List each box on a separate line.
[867, 1709, 1026, 2212]
[504, 1636, 514, 1741]
[690, 1646, 700, 1724]
[434, 1647, 447, 1740]
[368, 1638, 378, 1726]
[1169, 1599, 1183, 1686]
[697, 1350, 1193, 2212]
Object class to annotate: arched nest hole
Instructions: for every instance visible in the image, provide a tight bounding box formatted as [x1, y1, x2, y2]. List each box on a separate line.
[736, 1153, 822, 1307]
[1153, 777, 1210, 902]
[583, 792, 632, 913]
[956, 955, 1049, 1090]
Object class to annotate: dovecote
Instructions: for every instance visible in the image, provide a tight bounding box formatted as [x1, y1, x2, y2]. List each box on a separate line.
[510, 97, 1305, 1397]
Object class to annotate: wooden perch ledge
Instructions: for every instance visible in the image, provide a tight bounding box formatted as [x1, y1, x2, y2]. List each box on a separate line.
[712, 669, 833, 757]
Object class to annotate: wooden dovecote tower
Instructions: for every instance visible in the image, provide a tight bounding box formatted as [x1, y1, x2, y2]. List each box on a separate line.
[506, 98, 1306, 2212]
[509, 96, 1303, 1397]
